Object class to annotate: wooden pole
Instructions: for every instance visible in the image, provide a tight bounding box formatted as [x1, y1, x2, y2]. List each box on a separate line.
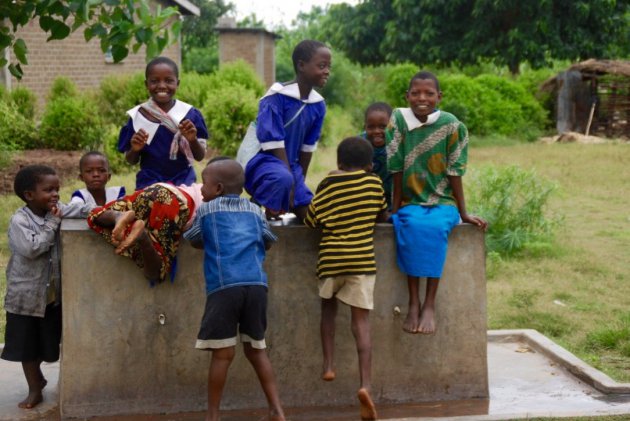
[585, 101, 596, 137]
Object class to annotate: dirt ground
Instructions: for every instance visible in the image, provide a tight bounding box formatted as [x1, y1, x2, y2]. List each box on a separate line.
[0, 149, 82, 195]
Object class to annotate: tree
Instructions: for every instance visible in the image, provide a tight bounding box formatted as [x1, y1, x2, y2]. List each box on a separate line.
[325, 0, 630, 74]
[0, 0, 183, 79]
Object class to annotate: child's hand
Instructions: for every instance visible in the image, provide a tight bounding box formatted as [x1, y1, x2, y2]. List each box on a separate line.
[130, 129, 149, 152]
[50, 205, 62, 219]
[179, 119, 197, 143]
[461, 213, 488, 231]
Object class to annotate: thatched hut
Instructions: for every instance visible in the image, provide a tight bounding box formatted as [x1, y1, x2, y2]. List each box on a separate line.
[540, 60, 630, 138]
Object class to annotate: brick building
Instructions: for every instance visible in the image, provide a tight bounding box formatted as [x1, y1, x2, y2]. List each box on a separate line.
[216, 17, 279, 88]
[1, 0, 199, 111]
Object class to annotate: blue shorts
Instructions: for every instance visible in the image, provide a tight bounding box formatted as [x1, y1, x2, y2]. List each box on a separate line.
[244, 153, 313, 212]
[391, 205, 460, 278]
[195, 285, 268, 350]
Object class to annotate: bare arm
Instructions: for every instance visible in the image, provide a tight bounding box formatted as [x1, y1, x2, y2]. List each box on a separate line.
[299, 151, 313, 178]
[179, 119, 205, 161]
[448, 175, 488, 230]
[391, 172, 403, 214]
[125, 129, 148, 165]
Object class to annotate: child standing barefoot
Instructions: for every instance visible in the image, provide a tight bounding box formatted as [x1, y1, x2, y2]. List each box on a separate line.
[2, 165, 91, 409]
[184, 158, 285, 421]
[118, 56, 208, 190]
[244, 40, 331, 221]
[305, 138, 387, 420]
[70, 151, 125, 207]
[387, 71, 487, 334]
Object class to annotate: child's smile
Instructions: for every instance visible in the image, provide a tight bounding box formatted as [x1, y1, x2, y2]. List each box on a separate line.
[406, 79, 442, 122]
[301, 47, 332, 89]
[145, 62, 179, 111]
[365, 110, 390, 148]
[26, 174, 60, 217]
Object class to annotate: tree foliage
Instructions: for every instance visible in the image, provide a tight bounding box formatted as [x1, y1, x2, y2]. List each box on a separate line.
[325, 0, 630, 74]
[0, 0, 183, 79]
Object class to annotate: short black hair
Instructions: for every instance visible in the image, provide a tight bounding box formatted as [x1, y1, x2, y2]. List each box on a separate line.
[204, 157, 244, 194]
[364, 102, 393, 121]
[145, 56, 179, 79]
[79, 151, 109, 172]
[337, 137, 374, 169]
[14, 165, 57, 202]
[292, 40, 328, 74]
[409, 70, 440, 91]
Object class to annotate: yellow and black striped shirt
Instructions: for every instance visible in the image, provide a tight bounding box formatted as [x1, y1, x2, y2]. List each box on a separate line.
[304, 170, 387, 278]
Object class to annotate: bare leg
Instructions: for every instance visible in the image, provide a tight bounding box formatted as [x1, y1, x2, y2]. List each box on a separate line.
[207, 347, 235, 421]
[350, 307, 371, 390]
[18, 360, 44, 409]
[418, 277, 440, 334]
[320, 298, 337, 381]
[243, 343, 286, 421]
[403, 276, 420, 333]
[135, 230, 162, 281]
[112, 210, 137, 243]
[293, 205, 308, 223]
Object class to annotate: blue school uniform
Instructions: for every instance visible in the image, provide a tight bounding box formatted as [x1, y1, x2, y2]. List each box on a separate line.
[244, 83, 326, 212]
[118, 100, 209, 190]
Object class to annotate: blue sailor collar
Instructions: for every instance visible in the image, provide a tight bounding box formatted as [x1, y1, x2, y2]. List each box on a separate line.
[262, 82, 325, 104]
[400, 108, 441, 131]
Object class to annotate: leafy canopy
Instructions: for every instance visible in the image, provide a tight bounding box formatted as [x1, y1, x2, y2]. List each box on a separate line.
[325, 0, 630, 74]
[0, 0, 183, 79]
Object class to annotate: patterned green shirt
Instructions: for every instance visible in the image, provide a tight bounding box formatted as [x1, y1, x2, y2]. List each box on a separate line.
[386, 109, 468, 207]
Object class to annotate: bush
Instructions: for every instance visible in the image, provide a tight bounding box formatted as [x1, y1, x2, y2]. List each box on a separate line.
[10, 86, 37, 120]
[40, 96, 104, 151]
[385, 62, 418, 107]
[177, 72, 220, 109]
[467, 165, 560, 256]
[213, 60, 265, 97]
[97, 72, 146, 127]
[48, 76, 78, 101]
[182, 46, 219, 74]
[319, 105, 357, 147]
[201, 84, 258, 156]
[0, 100, 37, 150]
[102, 124, 129, 174]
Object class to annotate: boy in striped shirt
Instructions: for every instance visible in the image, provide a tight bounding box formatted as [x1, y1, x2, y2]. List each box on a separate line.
[304, 137, 387, 421]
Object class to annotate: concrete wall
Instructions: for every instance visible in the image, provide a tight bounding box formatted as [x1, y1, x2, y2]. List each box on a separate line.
[60, 221, 487, 418]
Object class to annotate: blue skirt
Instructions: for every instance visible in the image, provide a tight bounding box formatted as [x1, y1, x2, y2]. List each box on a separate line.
[391, 204, 460, 278]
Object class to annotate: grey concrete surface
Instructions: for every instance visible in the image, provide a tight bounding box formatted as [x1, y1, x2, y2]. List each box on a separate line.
[58, 221, 488, 418]
[2, 331, 630, 420]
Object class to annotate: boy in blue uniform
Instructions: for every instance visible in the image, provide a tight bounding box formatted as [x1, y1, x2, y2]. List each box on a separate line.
[184, 157, 285, 421]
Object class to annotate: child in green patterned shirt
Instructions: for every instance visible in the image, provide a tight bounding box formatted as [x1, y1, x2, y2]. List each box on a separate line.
[386, 71, 487, 335]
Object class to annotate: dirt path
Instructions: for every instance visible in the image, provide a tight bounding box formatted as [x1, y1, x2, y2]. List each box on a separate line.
[1, 149, 82, 195]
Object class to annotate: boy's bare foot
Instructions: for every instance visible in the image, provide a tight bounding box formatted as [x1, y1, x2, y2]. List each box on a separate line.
[112, 210, 136, 244]
[402, 303, 420, 333]
[322, 369, 336, 381]
[357, 388, 377, 420]
[115, 220, 146, 255]
[18, 391, 43, 409]
[417, 306, 436, 334]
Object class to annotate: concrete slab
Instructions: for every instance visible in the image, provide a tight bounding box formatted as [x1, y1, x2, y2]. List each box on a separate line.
[3, 331, 630, 420]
